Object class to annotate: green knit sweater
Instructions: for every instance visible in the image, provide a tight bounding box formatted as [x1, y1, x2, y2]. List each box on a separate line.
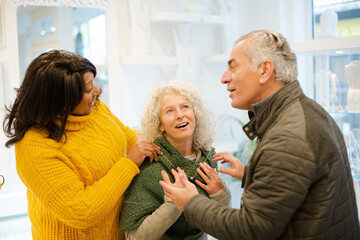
[120, 136, 216, 240]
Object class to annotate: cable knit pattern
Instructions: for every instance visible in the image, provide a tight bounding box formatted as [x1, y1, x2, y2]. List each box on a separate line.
[15, 101, 139, 240]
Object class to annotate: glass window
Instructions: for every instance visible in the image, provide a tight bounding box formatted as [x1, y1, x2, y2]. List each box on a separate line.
[313, 0, 360, 38]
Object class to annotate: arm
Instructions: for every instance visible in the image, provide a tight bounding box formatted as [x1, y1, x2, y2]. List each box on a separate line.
[16, 142, 139, 229]
[107, 106, 162, 163]
[125, 196, 181, 240]
[209, 185, 231, 207]
[161, 150, 316, 240]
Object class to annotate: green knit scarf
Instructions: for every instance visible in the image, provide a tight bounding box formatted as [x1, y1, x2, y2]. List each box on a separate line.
[120, 136, 216, 240]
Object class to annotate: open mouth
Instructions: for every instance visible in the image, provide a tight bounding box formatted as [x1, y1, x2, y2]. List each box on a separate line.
[176, 123, 189, 129]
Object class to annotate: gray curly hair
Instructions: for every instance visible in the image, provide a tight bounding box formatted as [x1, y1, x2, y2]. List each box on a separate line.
[137, 80, 214, 151]
[235, 30, 298, 83]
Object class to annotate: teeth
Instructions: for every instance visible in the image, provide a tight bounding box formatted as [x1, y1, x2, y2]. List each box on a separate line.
[176, 123, 188, 128]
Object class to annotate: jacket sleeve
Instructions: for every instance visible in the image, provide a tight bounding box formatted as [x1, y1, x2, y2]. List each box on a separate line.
[184, 149, 316, 240]
[16, 142, 139, 229]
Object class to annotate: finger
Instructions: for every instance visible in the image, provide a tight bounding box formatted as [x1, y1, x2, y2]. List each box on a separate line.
[196, 168, 209, 183]
[171, 169, 180, 182]
[177, 167, 186, 176]
[203, 162, 216, 173]
[159, 181, 172, 196]
[199, 163, 212, 176]
[161, 170, 172, 184]
[146, 150, 157, 163]
[195, 179, 208, 191]
[179, 172, 193, 188]
[213, 151, 228, 158]
[217, 167, 234, 176]
[149, 142, 163, 155]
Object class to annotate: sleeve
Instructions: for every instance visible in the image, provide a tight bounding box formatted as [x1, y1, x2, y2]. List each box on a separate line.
[16, 141, 140, 229]
[183, 148, 316, 240]
[125, 196, 182, 240]
[209, 184, 232, 207]
[100, 101, 138, 153]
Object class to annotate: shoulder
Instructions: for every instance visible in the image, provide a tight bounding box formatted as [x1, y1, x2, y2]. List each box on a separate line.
[136, 161, 166, 180]
[93, 100, 111, 116]
[17, 128, 61, 151]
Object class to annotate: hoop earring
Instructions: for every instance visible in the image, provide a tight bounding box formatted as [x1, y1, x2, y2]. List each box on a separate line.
[0, 175, 4, 190]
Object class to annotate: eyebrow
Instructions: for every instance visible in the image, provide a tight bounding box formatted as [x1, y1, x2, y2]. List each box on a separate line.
[162, 101, 189, 109]
[85, 80, 93, 86]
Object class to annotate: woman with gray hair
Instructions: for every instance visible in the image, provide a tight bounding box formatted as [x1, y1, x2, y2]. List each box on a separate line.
[120, 80, 231, 240]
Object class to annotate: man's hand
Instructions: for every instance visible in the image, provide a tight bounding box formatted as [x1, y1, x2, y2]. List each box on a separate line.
[159, 167, 199, 211]
[213, 151, 245, 180]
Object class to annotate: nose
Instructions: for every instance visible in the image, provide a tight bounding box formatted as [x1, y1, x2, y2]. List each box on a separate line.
[221, 70, 231, 84]
[93, 84, 100, 96]
[176, 109, 184, 119]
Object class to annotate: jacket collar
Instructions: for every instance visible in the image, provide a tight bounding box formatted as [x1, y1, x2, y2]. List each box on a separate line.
[242, 81, 304, 140]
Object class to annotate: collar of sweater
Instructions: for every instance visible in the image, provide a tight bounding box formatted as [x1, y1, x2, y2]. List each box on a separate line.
[54, 103, 100, 131]
[64, 114, 91, 131]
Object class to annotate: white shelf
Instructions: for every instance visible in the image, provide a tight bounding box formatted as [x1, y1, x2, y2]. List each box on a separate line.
[290, 35, 360, 54]
[150, 12, 230, 24]
[203, 54, 228, 63]
[120, 56, 178, 65]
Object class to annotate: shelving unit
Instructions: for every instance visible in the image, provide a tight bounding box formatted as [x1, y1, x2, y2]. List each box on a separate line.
[150, 12, 230, 24]
[290, 35, 360, 54]
[203, 54, 227, 63]
[122, 9, 230, 66]
[120, 56, 178, 65]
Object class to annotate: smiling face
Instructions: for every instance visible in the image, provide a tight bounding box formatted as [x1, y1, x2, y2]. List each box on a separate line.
[72, 71, 100, 115]
[159, 91, 196, 148]
[221, 39, 263, 111]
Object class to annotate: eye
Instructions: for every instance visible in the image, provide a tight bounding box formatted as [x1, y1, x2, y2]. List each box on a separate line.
[166, 109, 173, 114]
[85, 87, 92, 93]
[183, 104, 189, 109]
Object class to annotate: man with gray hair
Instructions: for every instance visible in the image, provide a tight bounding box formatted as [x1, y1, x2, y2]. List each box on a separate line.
[159, 30, 360, 239]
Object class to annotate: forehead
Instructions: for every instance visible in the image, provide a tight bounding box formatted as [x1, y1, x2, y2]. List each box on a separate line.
[229, 39, 250, 63]
[83, 71, 94, 84]
[160, 92, 188, 106]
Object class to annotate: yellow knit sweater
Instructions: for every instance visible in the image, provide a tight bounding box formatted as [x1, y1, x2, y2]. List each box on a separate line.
[15, 101, 139, 240]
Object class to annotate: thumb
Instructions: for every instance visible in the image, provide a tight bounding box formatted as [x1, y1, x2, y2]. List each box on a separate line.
[159, 180, 173, 196]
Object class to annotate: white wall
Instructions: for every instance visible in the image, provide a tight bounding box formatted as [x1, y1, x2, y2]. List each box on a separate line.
[0, 1, 313, 237]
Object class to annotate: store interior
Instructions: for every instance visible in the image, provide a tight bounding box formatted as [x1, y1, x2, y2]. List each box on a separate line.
[0, 0, 359, 238]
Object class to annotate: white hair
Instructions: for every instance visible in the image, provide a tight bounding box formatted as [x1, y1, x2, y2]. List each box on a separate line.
[235, 30, 298, 83]
[138, 80, 214, 151]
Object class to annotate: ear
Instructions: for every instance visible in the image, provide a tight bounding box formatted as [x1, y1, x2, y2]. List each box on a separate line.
[258, 60, 275, 85]
[159, 124, 164, 133]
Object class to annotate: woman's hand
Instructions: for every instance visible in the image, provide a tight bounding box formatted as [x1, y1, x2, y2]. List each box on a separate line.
[127, 140, 163, 167]
[195, 162, 225, 196]
[213, 151, 245, 180]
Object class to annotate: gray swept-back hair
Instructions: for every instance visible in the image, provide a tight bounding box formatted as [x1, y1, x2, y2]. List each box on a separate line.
[235, 30, 297, 83]
[137, 80, 214, 151]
